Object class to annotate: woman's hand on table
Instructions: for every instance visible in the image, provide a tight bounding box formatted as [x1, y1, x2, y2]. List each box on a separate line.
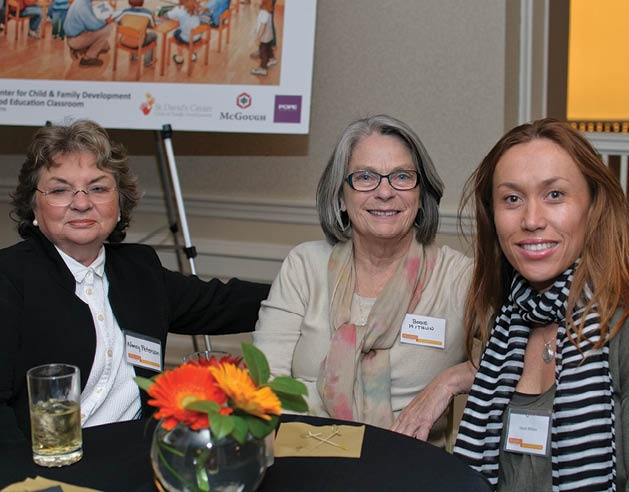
[390, 360, 477, 440]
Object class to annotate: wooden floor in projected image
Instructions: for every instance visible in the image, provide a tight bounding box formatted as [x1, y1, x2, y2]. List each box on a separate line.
[0, 1, 282, 85]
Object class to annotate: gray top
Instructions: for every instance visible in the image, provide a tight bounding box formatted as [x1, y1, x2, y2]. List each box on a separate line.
[496, 316, 628, 491]
[497, 387, 555, 492]
[610, 314, 628, 492]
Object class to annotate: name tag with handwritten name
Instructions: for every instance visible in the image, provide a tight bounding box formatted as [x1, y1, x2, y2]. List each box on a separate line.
[124, 331, 163, 372]
[504, 408, 551, 456]
[400, 314, 446, 349]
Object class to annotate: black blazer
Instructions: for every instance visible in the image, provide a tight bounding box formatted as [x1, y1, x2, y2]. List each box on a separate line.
[0, 230, 270, 443]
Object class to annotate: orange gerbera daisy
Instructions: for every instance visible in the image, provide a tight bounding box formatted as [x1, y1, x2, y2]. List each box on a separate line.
[147, 363, 228, 430]
[209, 363, 282, 420]
[193, 354, 243, 368]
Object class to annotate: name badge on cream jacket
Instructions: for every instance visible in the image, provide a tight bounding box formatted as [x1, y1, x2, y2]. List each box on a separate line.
[400, 314, 446, 349]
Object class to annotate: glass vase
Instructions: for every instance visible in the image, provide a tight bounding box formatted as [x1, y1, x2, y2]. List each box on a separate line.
[151, 421, 267, 492]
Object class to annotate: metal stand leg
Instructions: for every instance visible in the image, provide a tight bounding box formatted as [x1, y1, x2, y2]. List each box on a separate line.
[154, 130, 199, 351]
[156, 124, 212, 352]
[154, 130, 184, 274]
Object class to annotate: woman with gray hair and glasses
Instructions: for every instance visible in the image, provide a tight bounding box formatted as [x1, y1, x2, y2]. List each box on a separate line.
[254, 114, 476, 446]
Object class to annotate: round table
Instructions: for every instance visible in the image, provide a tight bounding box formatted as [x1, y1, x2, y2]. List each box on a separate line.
[0, 414, 491, 491]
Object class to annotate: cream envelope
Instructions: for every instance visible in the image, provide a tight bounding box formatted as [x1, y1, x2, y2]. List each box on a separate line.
[274, 422, 365, 458]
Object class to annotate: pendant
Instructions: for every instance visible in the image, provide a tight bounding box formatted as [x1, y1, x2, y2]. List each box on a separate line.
[542, 340, 555, 364]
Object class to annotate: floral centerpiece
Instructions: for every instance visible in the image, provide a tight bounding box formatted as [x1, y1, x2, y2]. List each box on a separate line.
[135, 343, 308, 492]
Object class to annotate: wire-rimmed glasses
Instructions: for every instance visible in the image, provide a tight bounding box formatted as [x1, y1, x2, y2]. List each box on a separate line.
[345, 170, 419, 192]
[35, 185, 118, 206]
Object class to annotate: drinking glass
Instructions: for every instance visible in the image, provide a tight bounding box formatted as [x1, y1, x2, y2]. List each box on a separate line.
[27, 364, 83, 467]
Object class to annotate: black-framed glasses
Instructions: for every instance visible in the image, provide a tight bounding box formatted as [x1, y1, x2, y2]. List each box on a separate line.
[345, 170, 419, 192]
[36, 185, 118, 206]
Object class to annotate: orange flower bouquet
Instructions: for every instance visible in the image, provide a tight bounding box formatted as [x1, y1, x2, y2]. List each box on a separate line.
[136, 343, 308, 492]
[135, 343, 308, 442]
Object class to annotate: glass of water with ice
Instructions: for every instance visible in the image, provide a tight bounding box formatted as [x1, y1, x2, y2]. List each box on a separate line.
[27, 364, 82, 467]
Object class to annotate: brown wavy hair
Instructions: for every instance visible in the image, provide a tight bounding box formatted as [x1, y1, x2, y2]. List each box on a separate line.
[10, 119, 141, 243]
[458, 118, 629, 359]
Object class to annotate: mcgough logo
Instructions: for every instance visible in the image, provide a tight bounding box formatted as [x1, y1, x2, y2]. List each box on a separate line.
[222, 92, 266, 121]
[274, 95, 302, 123]
[236, 92, 252, 109]
[219, 112, 267, 122]
[140, 92, 155, 115]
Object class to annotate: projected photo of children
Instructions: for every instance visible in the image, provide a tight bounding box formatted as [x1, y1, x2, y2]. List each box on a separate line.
[0, 0, 283, 84]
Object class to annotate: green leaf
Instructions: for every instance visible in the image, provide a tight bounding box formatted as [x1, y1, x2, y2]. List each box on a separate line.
[241, 343, 270, 385]
[247, 414, 278, 439]
[276, 391, 309, 413]
[209, 413, 235, 441]
[134, 376, 155, 392]
[230, 415, 249, 444]
[194, 459, 210, 492]
[269, 377, 308, 396]
[157, 442, 200, 491]
[185, 400, 221, 414]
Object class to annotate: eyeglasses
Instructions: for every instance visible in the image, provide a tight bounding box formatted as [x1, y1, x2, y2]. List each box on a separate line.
[345, 170, 419, 192]
[36, 185, 118, 206]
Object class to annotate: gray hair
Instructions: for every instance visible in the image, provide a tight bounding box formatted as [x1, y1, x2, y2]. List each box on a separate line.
[316, 114, 444, 244]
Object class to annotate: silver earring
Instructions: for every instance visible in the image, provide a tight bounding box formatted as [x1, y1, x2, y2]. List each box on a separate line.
[33, 218, 38, 227]
[118, 214, 121, 222]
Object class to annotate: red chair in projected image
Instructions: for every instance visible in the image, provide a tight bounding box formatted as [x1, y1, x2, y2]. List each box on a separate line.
[4, 0, 30, 41]
[210, 8, 230, 53]
[167, 23, 210, 76]
[112, 14, 157, 80]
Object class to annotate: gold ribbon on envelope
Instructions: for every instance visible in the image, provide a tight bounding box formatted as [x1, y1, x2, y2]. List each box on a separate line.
[274, 422, 365, 458]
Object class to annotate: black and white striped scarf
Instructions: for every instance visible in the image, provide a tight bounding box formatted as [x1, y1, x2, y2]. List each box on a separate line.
[453, 265, 616, 491]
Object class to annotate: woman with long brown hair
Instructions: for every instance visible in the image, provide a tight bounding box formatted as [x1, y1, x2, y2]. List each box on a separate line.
[453, 118, 629, 491]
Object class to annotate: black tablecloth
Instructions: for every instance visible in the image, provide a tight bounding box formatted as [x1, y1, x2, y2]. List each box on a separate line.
[0, 415, 491, 492]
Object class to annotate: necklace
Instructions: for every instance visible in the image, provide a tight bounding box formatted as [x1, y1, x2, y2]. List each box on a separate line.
[542, 338, 555, 364]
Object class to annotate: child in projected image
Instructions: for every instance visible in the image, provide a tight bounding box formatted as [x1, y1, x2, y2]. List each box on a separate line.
[51, 0, 69, 39]
[118, 0, 157, 67]
[250, 0, 275, 76]
[165, 0, 202, 65]
[0, 0, 44, 39]
[249, 0, 276, 65]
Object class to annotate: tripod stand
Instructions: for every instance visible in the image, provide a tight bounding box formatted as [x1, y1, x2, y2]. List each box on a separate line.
[154, 124, 212, 352]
